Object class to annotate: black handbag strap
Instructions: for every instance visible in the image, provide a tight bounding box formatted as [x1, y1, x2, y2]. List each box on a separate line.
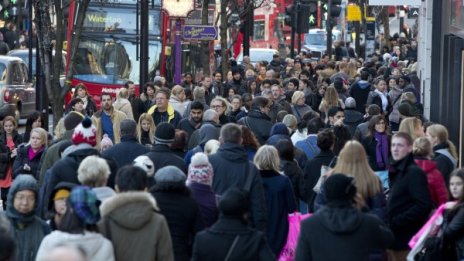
[243, 163, 254, 192]
[224, 235, 240, 261]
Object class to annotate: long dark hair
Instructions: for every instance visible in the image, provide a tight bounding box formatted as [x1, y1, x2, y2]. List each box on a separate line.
[366, 115, 390, 138]
[25, 111, 45, 134]
[449, 169, 464, 215]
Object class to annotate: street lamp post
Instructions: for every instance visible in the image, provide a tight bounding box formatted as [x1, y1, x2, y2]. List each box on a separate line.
[162, 0, 194, 84]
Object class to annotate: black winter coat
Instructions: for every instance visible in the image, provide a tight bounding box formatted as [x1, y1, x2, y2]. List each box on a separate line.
[344, 108, 364, 136]
[280, 159, 306, 204]
[433, 142, 457, 185]
[443, 206, 464, 260]
[295, 206, 394, 261]
[192, 217, 276, 261]
[102, 136, 149, 168]
[209, 143, 267, 231]
[362, 134, 391, 171]
[144, 144, 187, 174]
[12, 145, 45, 179]
[303, 150, 336, 211]
[150, 183, 204, 261]
[0, 131, 22, 178]
[237, 110, 273, 145]
[387, 153, 433, 250]
[44, 148, 99, 213]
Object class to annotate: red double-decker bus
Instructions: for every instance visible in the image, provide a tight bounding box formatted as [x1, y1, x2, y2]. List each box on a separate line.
[66, 0, 163, 104]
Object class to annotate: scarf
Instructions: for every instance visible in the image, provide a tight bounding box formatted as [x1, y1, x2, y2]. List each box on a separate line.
[374, 131, 389, 169]
[81, 96, 88, 109]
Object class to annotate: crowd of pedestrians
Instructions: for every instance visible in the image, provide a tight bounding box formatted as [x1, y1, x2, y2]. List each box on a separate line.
[0, 31, 463, 261]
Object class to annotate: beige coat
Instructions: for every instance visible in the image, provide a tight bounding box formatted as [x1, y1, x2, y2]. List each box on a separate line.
[98, 192, 174, 261]
[113, 98, 134, 120]
[92, 107, 127, 145]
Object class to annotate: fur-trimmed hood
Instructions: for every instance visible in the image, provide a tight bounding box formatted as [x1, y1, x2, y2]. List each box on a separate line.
[100, 192, 159, 230]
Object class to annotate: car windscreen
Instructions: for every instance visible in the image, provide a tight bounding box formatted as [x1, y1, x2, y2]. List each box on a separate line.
[304, 33, 327, 46]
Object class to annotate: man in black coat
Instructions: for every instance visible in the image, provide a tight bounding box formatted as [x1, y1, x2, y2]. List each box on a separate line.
[192, 188, 275, 261]
[209, 123, 267, 231]
[349, 70, 372, 114]
[303, 129, 336, 212]
[387, 132, 433, 260]
[144, 122, 187, 174]
[44, 118, 100, 219]
[102, 119, 149, 185]
[177, 100, 204, 138]
[295, 174, 394, 261]
[237, 96, 273, 145]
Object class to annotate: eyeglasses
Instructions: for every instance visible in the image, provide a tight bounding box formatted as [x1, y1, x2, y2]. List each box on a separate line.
[211, 105, 224, 109]
[15, 195, 36, 203]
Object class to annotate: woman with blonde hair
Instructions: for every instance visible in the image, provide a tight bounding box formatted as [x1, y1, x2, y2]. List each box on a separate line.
[291, 90, 313, 123]
[169, 85, 189, 116]
[426, 124, 458, 183]
[137, 113, 155, 146]
[13, 127, 48, 179]
[113, 88, 134, 120]
[254, 145, 296, 256]
[315, 140, 386, 219]
[318, 86, 344, 122]
[210, 97, 234, 125]
[412, 137, 448, 206]
[399, 117, 424, 141]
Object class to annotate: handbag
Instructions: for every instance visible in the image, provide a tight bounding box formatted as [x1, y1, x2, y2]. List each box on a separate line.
[313, 156, 337, 193]
[407, 204, 446, 261]
[278, 212, 311, 261]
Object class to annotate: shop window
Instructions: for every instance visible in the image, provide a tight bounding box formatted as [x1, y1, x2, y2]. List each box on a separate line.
[253, 21, 265, 41]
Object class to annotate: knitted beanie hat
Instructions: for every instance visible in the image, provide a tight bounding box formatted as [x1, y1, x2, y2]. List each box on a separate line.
[133, 155, 155, 177]
[69, 186, 101, 225]
[72, 117, 97, 147]
[154, 122, 175, 145]
[155, 166, 186, 184]
[324, 173, 357, 203]
[187, 152, 214, 186]
[64, 111, 84, 131]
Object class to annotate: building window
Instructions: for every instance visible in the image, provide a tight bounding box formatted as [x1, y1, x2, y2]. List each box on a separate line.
[253, 21, 265, 41]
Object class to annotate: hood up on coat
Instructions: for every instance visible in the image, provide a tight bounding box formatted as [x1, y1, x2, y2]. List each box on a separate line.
[318, 207, 363, 234]
[99, 192, 159, 230]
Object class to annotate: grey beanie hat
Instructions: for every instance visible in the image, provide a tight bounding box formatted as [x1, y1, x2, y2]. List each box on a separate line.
[345, 97, 357, 109]
[154, 166, 186, 184]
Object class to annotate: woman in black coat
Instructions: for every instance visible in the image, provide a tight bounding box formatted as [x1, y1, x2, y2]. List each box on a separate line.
[275, 140, 306, 211]
[443, 169, 464, 260]
[362, 115, 391, 172]
[13, 128, 48, 179]
[254, 145, 297, 256]
[150, 166, 204, 261]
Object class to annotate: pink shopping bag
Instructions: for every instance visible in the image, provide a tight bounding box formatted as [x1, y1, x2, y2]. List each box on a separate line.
[278, 212, 311, 261]
[408, 204, 446, 249]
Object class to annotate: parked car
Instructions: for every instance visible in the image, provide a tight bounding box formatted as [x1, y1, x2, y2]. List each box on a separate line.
[0, 56, 35, 120]
[237, 48, 279, 66]
[7, 49, 66, 88]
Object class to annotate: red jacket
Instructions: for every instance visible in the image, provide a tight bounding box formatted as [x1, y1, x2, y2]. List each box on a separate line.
[415, 158, 448, 206]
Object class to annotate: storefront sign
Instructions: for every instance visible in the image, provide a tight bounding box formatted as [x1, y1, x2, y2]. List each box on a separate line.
[183, 26, 217, 40]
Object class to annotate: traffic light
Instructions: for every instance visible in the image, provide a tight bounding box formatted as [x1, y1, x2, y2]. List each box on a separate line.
[329, 0, 342, 18]
[285, 4, 295, 28]
[298, 0, 318, 33]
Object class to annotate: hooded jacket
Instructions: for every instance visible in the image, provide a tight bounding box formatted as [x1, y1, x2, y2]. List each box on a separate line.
[295, 206, 394, 261]
[148, 102, 182, 128]
[35, 230, 115, 261]
[6, 175, 51, 261]
[349, 80, 372, 113]
[433, 142, 458, 184]
[209, 143, 267, 231]
[98, 192, 174, 261]
[238, 110, 273, 145]
[414, 158, 448, 206]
